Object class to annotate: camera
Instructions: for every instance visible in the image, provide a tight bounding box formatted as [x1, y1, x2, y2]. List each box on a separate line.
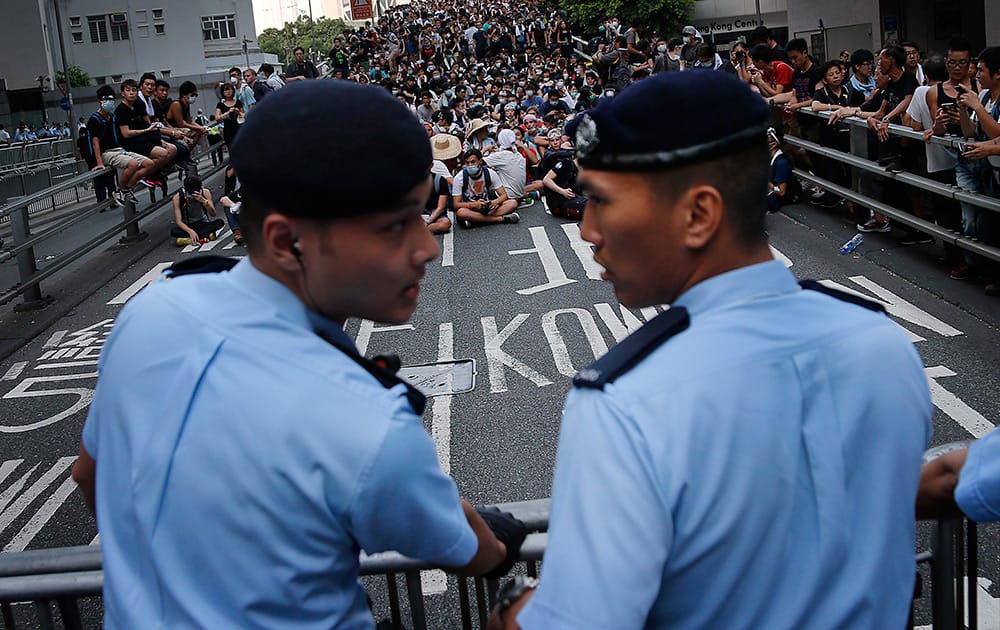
[735, 51, 746, 62]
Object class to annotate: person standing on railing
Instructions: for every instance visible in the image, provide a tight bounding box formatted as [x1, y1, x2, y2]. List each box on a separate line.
[71, 80, 527, 629]
[488, 70, 932, 630]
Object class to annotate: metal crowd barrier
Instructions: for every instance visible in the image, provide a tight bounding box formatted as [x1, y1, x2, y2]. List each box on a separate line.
[788, 108, 1000, 264]
[0, 145, 227, 310]
[0, 139, 76, 176]
[0, 499, 549, 630]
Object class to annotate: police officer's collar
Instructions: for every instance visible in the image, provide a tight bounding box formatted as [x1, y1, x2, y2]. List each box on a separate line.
[673, 259, 799, 317]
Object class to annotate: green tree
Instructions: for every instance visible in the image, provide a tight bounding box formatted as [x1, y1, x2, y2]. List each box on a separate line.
[559, 0, 694, 41]
[258, 16, 350, 63]
[54, 65, 91, 88]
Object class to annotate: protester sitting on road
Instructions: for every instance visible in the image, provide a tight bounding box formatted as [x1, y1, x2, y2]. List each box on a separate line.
[485, 129, 528, 205]
[219, 167, 244, 246]
[540, 131, 585, 219]
[465, 117, 497, 154]
[488, 69, 931, 630]
[453, 148, 519, 227]
[170, 175, 224, 246]
[71, 80, 526, 628]
[87, 85, 157, 207]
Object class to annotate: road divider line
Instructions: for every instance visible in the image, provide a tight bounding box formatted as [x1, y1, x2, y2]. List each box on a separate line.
[925, 366, 995, 438]
[196, 227, 232, 252]
[4, 474, 78, 552]
[108, 262, 173, 305]
[0, 458, 74, 537]
[1, 362, 27, 381]
[0, 460, 25, 489]
[442, 211, 455, 267]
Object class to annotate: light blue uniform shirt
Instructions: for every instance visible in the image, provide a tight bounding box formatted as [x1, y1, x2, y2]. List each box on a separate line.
[83, 259, 477, 629]
[519, 260, 932, 629]
[956, 429, 1000, 522]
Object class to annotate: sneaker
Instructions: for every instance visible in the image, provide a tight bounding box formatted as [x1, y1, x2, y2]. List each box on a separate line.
[950, 263, 972, 280]
[111, 189, 126, 207]
[898, 234, 935, 246]
[811, 192, 842, 209]
[502, 212, 520, 224]
[122, 188, 138, 205]
[233, 229, 244, 245]
[175, 237, 192, 246]
[857, 219, 890, 233]
[519, 196, 534, 208]
[459, 219, 473, 229]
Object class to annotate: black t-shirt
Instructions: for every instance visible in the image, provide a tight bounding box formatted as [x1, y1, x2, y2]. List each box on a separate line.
[811, 85, 850, 107]
[425, 174, 451, 212]
[86, 111, 120, 152]
[286, 61, 319, 80]
[792, 62, 824, 102]
[114, 102, 153, 154]
[881, 71, 919, 123]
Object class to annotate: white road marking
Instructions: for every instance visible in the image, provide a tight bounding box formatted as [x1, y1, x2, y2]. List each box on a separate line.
[0, 460, 26, 496]
[594, 303, 646, 343]
[0, 464, 38, 514]
[4, 474, 77, 552]
[33, 361, 99, 370]
[509, 226, 576, 295]
[481, 315, 553, 393]
[541, 309, 609, 377]
[107, 262, 172, 304]
[223, 240, 238, 250]
[2, 362, 27, 381]
[42, 330, 67, 349]
[560, 223, 603, 280]
[0, 458, 74, 537]
[769, 245, 793, 268]
[354, 320, 415, 357]
[441, 211, 455, 267]
[925, 366, 996, 438]
[0, 373, 98, 433]
[196, 227, 231, 252]
[914, 577, 1000, 630]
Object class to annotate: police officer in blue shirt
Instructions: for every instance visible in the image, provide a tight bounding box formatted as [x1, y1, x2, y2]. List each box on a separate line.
[918, 430, 1000, 522]
[71, 80, 526, 628]
[489, 71, 932, 629]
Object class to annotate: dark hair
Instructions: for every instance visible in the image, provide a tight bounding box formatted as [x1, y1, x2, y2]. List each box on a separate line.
[154, 79, 170, 90]
[293, 46, 305, 54]
[749, 44, 773, 64]
[121, 78, 139, 91]
[615, 35, 627, 48]
[748, 26, 772, 45]
[464, 148, 483, 161]
[220, 83, 236, 98]
[96, 85, 115, 99]
[259, 62, 275, 75]
[183, 175, 203, 195]
[980, 47, 1000, 76]
[229, 67, 242, 76]
[900, 41, 920, 51]
[850, 48, 875, 69]
[696, 42, 716, 59]
[923, 55, 948, 82]
[948, 37, 972, 55]
[179, 81, 197, 96]
[653, 139, 770, 246]
[880, 45, 906, 70]
[668, 38, 683, 50]
[786, 38, 808, 54]
[139, 72, 156, 85]
[821, 60, 843, 76]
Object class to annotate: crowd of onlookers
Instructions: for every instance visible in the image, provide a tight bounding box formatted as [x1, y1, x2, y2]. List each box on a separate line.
[66, 0, 999, 295]
[0, 121, 74, 144]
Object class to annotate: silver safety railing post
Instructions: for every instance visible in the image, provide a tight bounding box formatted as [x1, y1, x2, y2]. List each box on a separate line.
[8, 196, 52, 311]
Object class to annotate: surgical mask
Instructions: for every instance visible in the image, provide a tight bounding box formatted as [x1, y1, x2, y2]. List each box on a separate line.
[100, 100, 116, 113]
[433, 74, 441, 79]
[526, 90, 534, 96]
[658, 44, 667, 53]
[230, 76, 238, 83]
[465, 165, 482, 178]
[189, 96, 197, 104]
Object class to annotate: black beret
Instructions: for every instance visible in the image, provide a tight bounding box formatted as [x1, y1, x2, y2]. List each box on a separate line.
[230, 80, 431, 218]
[565, 71, 770, 171]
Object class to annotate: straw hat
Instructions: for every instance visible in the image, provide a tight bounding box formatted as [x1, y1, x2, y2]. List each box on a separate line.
[430, 134, 462, 160]
[466, 118, 496, 136]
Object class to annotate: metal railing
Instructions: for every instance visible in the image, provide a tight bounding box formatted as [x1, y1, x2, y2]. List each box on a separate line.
[0, 145, 227, 310]
[788, 108, 1000, 264]
[0, 138, 76, 176]
[0, 500, 549, 630]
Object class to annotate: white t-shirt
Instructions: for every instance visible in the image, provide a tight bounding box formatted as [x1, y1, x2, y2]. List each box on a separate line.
[451, 167, 502, 201]
[971, 89, 1000, 168]
[485, 148, 526, 198]
[906, 85, 956, 173]
[0, 129, 9, 142]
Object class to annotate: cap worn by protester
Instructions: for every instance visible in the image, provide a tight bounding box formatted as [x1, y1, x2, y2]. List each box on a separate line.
[431, 133, 462, 160]
[682, 25, 698, 36]
[565, 71, 768, 171]
[230, 80, 431, 218]
[497, 128, 517, 149]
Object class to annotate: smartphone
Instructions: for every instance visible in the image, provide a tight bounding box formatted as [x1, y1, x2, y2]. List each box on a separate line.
[959, 143, 971, 153]
[940, 102, 958, 112]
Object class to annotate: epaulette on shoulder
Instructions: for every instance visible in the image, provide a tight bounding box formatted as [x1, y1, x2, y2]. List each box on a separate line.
[573, 307, 690, 390]
[799, 279, 886, 313]
[165, 255, 238, 279]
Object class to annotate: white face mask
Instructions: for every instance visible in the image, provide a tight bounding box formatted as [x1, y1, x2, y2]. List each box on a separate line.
[230, 76, 238, 84]
[189, 96, 197, 104]
[658, 45, 668, 54]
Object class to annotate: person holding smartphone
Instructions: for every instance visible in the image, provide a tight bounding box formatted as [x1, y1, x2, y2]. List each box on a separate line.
[170, 175, 224, 246]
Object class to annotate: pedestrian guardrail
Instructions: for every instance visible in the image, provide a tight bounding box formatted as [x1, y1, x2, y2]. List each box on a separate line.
[0, 499, 549, 630]
[0, 147, 227, 311]
[0, 139, 76, 176]
[787, 108, 1000, 265]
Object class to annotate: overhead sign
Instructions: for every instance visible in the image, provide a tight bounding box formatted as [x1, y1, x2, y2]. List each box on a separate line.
[351, 0, 372, 20]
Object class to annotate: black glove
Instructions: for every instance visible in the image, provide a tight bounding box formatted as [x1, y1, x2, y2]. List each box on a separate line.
[476, 506, 528, 579]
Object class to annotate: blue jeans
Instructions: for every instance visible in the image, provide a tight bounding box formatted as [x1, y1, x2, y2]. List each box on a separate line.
[954, 159, 998, 263]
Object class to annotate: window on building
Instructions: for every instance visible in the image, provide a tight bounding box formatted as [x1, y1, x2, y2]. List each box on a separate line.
[137, 25, 148, 37]
[154, 23, 165, 35]
[135, 9, 147, 24]
[160, 70, 171, 78]
[202, 14, 236, 41]
[72, 31, 83, 43]
[109, 13, 129, 41]
[111, 74, 122, 83]
[152, 8, 163, 20]
[94, 76, 106, 85]
[69, 16, 81, 27]
[88, 15, 108, 43]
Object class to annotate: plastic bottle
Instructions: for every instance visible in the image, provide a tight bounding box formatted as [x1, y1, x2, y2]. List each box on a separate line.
[840, 233, 863, 255]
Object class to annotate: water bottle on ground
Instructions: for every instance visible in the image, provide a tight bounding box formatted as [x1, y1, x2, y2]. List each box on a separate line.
[840, 233, 863, 255]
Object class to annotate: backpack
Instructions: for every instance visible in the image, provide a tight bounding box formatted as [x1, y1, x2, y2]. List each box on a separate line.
[610, 60, 631, 93]
[460, 165, 495, 199]
[86, 112, 119, 157]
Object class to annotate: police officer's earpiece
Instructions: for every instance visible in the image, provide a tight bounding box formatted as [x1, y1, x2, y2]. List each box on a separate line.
[291, 241, 302, 259]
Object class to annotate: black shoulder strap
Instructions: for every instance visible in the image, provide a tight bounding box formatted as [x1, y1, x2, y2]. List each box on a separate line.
[165, 255, 238, 278]
[799, 279, 886, 313]
[164, 254, 427, 414]
[573, 307, 690, 390]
